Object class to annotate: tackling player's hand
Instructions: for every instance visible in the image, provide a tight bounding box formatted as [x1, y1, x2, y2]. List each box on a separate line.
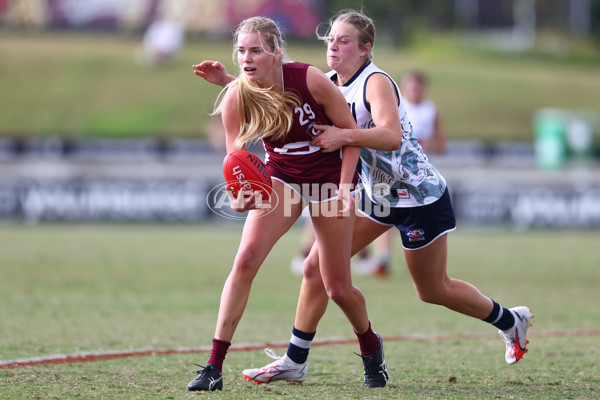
[310, 124, 346, 152]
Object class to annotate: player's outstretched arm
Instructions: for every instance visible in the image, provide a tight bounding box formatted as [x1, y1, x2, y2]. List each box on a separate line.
[192, 60, 235, 87]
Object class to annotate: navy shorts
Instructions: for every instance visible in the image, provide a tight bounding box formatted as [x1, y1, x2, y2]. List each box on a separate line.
[357, 187, 456, 250]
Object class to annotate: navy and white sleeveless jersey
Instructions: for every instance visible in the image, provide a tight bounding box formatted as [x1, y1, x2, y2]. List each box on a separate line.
[328, 61, 446, 207]
[262, 62, 357, 192]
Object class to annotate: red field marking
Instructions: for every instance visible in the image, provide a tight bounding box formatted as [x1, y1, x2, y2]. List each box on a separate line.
[1, 329, 599, 370]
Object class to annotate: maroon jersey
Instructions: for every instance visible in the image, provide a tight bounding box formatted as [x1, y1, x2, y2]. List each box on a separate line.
[262, 62, 356, 200]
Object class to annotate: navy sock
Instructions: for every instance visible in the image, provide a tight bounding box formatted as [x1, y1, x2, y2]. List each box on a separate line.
[483, 300, 515, 331]
[286, 327, 316, 364]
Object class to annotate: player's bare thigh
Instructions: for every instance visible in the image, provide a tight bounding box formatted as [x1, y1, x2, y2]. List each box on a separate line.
[236, 179, 304, 267]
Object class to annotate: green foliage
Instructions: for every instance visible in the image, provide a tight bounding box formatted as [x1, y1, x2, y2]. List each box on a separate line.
[0, 224, 599, 399]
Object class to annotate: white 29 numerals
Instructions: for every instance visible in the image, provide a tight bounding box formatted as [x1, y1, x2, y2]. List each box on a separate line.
[294, 103, 320, 136]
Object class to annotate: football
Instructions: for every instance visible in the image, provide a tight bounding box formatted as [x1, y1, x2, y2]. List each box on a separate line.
[223, 150, 272, 199]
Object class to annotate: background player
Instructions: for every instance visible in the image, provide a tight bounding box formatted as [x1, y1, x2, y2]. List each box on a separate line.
[401, 70, 447, 154]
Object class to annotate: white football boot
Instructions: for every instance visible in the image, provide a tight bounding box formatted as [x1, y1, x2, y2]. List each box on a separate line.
[499, 306, 534, 364]
[242, 348, 307, 384]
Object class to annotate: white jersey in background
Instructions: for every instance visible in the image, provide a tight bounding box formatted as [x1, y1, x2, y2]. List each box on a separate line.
[403, 99, 437, 142]
[328, 61, 446, 207]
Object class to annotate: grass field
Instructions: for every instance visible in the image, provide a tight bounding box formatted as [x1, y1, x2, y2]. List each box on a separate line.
[0, 223, 599, 399]
[1, 33, 600, 141]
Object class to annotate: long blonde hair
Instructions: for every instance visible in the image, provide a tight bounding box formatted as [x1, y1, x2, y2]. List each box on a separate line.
[215, 16, 300, 149]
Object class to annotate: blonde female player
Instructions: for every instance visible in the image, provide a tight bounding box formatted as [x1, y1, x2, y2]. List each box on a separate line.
[195, 10, 532, 388]
[187, 16, 386, 391]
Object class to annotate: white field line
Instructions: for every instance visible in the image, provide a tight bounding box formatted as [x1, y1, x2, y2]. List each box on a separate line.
[1, 329, 599, 369]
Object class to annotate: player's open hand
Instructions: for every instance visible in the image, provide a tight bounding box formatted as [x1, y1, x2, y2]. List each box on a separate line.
[193, 61, 229, 87]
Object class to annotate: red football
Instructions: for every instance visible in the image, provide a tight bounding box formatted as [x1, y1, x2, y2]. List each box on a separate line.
[223, 150, 272, 199]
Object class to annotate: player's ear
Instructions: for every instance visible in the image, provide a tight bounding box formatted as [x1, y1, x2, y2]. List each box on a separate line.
[360, 43, 371, 58]
[273, 48, 282, 64]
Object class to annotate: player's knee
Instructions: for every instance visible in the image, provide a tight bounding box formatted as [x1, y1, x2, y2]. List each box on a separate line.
[325, 285, 351, 306]
[232, 248, 261, 279]
[415, 287, 443, 305]
[414, 276, 453, 305]
[302, 254, 319, 278]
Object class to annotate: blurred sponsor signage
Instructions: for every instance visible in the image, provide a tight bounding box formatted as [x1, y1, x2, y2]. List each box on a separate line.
[0, 137, 598, 226]
[1, 178, 599, 227]
[0, 179, 212, 223]
[452, 185, 600, 229]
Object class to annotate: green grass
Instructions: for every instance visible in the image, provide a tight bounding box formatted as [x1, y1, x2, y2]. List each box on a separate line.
[1, 33, 600, 141]
[0, 224, 599, 399]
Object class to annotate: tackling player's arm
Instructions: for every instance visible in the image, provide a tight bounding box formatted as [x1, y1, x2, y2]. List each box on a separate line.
[310, 73, 403, 152]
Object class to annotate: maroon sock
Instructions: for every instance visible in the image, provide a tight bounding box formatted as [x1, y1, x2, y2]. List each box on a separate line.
[207, 338, 231, 372]
[355, 322, 380, 356]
